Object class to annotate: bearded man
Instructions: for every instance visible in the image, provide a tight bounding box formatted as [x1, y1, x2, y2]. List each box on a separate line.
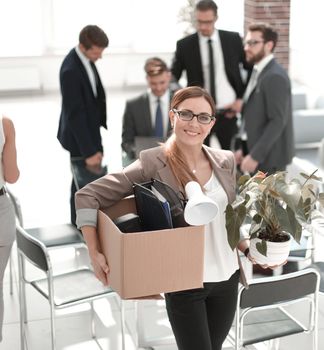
[235, 23, 294, 174]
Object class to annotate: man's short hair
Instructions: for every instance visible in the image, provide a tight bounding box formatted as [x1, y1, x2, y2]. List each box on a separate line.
[195, 0, 218, 16]
[248, 23, 278, 51]
[144, 57, 169, 77]
[79, 25, 109, 50]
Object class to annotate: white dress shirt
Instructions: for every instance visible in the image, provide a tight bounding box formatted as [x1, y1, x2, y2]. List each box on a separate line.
[75, 45, 97, 97]
[199, 30, 236, 107]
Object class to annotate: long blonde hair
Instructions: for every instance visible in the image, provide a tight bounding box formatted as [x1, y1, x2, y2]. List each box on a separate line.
[164, 86, 215, 190]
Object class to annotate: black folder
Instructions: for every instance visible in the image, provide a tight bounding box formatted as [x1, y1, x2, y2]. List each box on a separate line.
[133, 179, 187, 231]
[133, 183, 172, 231]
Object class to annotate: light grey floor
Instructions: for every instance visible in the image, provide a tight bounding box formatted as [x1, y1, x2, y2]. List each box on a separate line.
[1, 90, 324, 349]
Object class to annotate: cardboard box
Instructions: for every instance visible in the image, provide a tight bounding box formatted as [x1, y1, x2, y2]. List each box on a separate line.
[98, 197, 205, 299]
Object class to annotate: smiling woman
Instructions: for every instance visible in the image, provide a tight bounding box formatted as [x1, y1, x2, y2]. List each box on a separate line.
[75, 86, 250, 350]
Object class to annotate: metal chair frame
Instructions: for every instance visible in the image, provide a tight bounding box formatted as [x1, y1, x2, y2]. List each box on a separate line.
[16, 224, 123, 350]
[229, 268, 320, 350]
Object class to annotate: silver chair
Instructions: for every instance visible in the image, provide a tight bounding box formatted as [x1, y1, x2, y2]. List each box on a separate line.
[7, 188, 85, 295]
[16, 224, 121, 350]
[228, 268, 320, 350]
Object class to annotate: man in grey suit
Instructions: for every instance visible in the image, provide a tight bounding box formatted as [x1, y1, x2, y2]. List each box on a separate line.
[236, 23, 294, 174]
[121, 57, 173, 162]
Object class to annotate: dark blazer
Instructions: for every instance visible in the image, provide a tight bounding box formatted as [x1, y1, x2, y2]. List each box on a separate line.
[57, 48, 107, 158]
[243, 58, 295, 172]
[171, 30, 250, 150]
[121, 92, 173, 157]
[171, 31, 248, 99]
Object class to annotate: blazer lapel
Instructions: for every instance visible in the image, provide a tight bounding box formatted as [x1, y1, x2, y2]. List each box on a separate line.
[203, 146, 236, 203]
[154, 151, 182, 195]
[192, 33, 204, 86]
[142, 94, 153, 133]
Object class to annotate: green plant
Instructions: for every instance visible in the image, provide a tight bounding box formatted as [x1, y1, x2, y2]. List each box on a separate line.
[225, 170, 324, 256]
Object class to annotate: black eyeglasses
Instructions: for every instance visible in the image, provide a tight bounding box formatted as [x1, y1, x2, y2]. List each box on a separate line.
[244, 39, 264, 47]
[172, 109, 215, 125]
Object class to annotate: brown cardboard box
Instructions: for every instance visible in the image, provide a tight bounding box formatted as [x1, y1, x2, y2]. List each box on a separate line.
[98, 197, 205, 299]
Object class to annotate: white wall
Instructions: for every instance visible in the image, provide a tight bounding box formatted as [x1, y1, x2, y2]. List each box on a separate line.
[0, 51, 173, 92]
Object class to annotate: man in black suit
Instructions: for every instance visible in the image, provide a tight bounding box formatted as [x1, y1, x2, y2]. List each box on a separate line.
[171, 0, 250, 149]
[121, 57, 173, 163]
[57, 25, 108, 225]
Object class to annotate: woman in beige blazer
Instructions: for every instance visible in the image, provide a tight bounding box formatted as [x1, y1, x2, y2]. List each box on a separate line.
[76, 86, 249, 350]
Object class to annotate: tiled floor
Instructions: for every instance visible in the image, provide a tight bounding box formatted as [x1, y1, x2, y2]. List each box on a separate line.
[1, 90, 324, 349]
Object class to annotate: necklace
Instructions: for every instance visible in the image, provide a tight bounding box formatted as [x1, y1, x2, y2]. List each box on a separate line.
[192, 169, 197, 174]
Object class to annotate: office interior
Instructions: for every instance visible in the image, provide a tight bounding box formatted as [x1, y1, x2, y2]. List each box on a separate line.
[1, 0, 324, 349]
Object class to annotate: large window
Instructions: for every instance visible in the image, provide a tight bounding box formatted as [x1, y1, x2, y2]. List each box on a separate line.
[0, 0, 243, 57]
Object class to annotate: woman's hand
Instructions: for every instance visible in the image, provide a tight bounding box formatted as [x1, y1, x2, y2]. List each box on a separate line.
[89, 250, 110, 285]
[81, 225, 109, 285]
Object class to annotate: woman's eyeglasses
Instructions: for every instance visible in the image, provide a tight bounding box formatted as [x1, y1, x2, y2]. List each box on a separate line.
[172, 109, 215, 125]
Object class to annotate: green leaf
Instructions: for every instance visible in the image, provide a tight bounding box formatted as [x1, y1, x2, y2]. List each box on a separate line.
[225, 204, 246, 250]
[300, 170, 322, 182]
[286, 206, 302, 243]
[274, 179, 301, 211]
[256, 239, 267, 256]
[238, 174, 250, 186]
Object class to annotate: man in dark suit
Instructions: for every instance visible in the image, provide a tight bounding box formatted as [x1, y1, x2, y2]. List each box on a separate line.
[171, 0, 250, 150]
[121, 57, 173, 163]
[236, 23, 294, 174]
[57, 25, 109, 225]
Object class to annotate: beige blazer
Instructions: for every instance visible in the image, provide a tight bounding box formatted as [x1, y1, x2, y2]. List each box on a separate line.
[75, 145, 236, 211]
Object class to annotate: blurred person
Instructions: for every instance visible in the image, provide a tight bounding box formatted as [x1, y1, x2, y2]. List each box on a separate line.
[57, 25, 109, 225]
[75, 86, 251, 350]
[171, 0, 250, 149]
[0, 116, 19, 342]
[121, 57, 174, 163]
[235, 23, 294, 174]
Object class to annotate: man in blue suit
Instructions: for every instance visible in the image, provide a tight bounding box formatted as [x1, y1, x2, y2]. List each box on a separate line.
[57, 25, 109, 225]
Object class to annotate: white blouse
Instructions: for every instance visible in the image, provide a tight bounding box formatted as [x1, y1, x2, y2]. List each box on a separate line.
[203, 172, 239, 282]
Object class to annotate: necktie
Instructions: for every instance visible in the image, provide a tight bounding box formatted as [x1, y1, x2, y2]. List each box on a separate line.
[90, 61, 99, 87]
[207, 38, 216, 103]
[154, 98, 164, 137]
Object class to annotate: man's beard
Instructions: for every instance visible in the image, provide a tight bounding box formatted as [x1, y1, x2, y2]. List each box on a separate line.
[247, 48, 266, 65]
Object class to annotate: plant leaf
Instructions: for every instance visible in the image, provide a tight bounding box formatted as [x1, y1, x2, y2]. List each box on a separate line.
[225, 204, 246, 250]
[256, 239, 267, 256]
[238, 174, 250, 186]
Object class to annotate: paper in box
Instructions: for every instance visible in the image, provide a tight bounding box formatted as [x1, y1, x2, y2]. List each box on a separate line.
[98, 197, 205, 299]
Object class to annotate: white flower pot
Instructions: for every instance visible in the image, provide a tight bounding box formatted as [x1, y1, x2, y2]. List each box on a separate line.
[249, 236, 291, 265]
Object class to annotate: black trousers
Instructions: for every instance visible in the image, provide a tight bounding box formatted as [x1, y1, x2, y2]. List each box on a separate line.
[70, 179, 77, 226]
[204, 115, 238, 150]
[165, 270, 240, 350]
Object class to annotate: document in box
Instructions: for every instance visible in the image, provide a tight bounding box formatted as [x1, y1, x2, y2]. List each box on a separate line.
[151, 187, 173, 228]
[133, 183, 173, 231]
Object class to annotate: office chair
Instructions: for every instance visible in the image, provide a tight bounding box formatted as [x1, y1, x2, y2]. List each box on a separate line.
[228, 268, 320, 350]
[16, 224, 122, 350]
[6, 189, 86, 295]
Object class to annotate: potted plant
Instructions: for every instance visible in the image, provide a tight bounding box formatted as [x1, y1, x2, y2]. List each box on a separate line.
[225, 170, 324, 265]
